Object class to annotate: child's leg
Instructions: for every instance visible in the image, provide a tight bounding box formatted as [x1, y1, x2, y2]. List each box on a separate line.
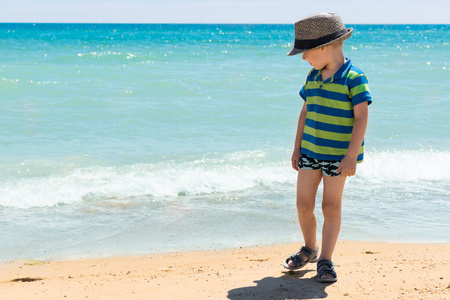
[286, 168, 322, 268]
[296, 169, 322, 250]
[319, 174, 346, 262]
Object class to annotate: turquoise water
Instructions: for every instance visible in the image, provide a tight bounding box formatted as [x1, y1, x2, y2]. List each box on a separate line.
[0, 24, 449, 262]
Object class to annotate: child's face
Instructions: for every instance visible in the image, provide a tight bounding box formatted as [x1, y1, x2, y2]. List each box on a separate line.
[302, 47, 328, 70]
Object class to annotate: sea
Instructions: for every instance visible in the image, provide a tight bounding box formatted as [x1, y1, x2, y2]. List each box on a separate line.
[0, 23, 449, 262]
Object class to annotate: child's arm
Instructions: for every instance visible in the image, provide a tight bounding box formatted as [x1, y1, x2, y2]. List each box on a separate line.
[292, 102, 308, 171]
[337, 101, 369, 176]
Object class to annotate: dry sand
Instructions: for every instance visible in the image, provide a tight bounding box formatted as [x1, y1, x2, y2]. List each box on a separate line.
[1, 241, 449, 299]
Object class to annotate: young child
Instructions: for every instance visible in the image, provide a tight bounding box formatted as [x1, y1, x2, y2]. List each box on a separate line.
[283, 12, 372, 283]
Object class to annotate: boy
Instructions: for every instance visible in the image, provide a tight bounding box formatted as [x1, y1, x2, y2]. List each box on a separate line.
[283, 12, 372, 283]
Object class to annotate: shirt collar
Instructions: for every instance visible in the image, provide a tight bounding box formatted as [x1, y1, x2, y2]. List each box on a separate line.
[328, 58, 352, 82]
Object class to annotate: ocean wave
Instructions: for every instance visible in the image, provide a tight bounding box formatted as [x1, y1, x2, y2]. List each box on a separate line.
[357, 149, 450, 182]
[0, 149, 448, 209]
[0, 150, 292, 208]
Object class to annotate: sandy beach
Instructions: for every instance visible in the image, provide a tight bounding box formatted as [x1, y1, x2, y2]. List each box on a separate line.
[0, 240, 449, 299]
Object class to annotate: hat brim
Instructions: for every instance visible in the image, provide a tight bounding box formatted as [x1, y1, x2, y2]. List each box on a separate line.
[287, 28, 353, 56]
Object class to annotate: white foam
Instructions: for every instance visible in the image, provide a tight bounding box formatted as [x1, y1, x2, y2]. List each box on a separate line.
[358, 149, 450, 182]
[0, 149, 448, 209]
[0, 150, 293, 208]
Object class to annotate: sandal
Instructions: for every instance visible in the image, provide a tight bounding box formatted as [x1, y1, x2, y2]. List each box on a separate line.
[283, 245, 319, 270]
[317, 259, 337, 283]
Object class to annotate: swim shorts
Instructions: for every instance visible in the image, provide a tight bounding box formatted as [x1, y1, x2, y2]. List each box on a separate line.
[299, 155, 341, 177]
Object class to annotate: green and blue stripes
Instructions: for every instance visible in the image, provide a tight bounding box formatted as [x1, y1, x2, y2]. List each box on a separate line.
[299, 59, 372, 162]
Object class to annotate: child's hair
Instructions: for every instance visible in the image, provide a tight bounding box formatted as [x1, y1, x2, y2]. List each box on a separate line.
[329, 40, 344, 49]
[313, 40, 343, 52]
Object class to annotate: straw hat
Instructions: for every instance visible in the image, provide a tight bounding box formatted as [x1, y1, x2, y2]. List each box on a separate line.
[287, 12, 353, 56]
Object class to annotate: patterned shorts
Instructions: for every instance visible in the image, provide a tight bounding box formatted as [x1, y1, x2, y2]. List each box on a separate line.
[299, 155, 341, 177]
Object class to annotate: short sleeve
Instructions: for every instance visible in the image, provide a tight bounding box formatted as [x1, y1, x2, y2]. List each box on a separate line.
[349, 74, 372, 106]
[299, 70, 314, 101]
[299, 85, 306, 101]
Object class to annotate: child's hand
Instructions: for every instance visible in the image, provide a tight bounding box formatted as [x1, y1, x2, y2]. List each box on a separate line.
[291, 149, 301, 171]
[337, 155, 357, 177]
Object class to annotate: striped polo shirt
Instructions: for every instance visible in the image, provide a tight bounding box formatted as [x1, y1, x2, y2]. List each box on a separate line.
[299, 58, 372, 162]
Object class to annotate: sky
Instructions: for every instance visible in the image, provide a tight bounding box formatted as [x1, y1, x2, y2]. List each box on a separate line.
[1, 0, 449, 24]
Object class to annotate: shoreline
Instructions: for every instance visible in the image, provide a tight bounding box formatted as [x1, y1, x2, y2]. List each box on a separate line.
[1, 240, 449, 299]
[2, 237, 449, 264]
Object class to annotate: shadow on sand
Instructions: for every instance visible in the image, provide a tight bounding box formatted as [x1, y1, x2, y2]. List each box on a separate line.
[227, 270, 331, 300]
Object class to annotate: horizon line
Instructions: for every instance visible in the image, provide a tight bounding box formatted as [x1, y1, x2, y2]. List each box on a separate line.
[1, 22, 449, 25]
